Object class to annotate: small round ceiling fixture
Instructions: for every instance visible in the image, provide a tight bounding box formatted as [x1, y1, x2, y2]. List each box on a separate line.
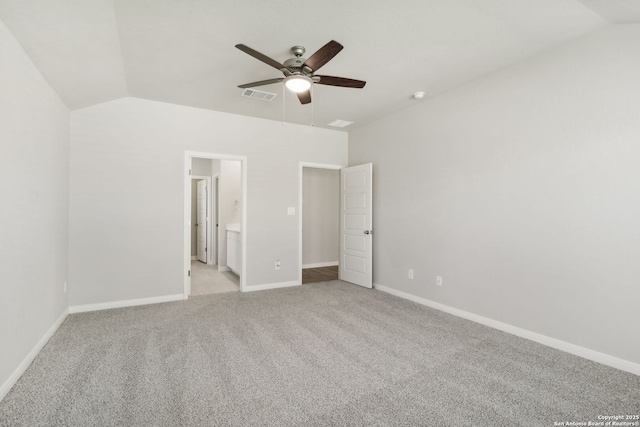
[413, 91, 425, 100]
[285, 75, 312, 93]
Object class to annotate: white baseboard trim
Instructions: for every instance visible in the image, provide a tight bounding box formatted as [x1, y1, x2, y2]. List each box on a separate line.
[374, 283, 640, 376]
[244, 280, 300, 292]
[217, 266, 230, 272]
[302, 261, 339, 269]
[69, 294, 184, 314]
[0, 308, 69, 402]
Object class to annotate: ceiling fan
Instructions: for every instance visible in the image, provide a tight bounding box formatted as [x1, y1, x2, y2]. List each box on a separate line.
[235, 40, 366, 105]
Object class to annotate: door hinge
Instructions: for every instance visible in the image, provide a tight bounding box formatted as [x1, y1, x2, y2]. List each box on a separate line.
[189, 169, 192, 175]
[188, 270, 191, 277]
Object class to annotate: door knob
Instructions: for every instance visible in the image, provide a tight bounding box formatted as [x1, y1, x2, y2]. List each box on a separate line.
[364, 230, 372, 235]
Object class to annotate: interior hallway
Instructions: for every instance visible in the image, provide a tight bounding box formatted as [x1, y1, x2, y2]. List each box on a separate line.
[302, 265, 339, 284]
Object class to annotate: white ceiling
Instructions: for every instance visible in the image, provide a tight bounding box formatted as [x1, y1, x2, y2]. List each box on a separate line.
[1, 0, 633, 130]
[579, 0, 640, 22]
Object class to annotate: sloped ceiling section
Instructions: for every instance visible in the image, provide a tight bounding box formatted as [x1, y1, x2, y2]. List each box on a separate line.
[0, 0, 614, 129]
[579, 0, 640, 23]
[0, 0, 128, 109]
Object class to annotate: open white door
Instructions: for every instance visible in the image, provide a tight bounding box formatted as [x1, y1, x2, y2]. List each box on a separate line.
[339, 163, 373, 288]
[196, 179, 208, 263]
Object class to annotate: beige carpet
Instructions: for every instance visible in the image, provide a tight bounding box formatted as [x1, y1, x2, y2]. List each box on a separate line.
[190, 260, 239, 295]
[1, 280, 638, 426]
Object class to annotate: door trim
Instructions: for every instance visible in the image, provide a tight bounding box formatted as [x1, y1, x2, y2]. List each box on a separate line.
[211, 174, 219, 266]
[298, 162, 345, 285]
[184, 152, 248, 297]
[192, 175, 211, 264]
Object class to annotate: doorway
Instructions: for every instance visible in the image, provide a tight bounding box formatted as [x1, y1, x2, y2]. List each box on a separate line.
[184, 152, 247, 297]
[190, 174, 238, 295]
[299, 163, 342, 284]
[192, 176, 211, 263]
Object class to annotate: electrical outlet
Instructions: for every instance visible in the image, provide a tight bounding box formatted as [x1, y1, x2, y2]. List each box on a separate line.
[275, 260, 281, 270]
[408, 269, 414, 280]
[436, 276, 443, 287]
[63, 281, 67, 293]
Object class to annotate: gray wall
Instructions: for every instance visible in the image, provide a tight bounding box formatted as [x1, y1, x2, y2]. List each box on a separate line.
[218, 160, 242, 268]
[192, 157, 212, 176]
[302, 168, 339, 267]
[349, 25, 640, 366]
[0, 20, 69, 396]
[69, 97, 347, 305]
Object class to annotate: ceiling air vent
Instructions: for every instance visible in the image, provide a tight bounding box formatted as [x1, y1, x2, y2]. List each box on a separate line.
[241, 88, 277, 101]
[328, 119, 354, 128]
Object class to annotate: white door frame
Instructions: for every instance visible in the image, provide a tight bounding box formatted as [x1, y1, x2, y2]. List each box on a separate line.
[185, 152, 248, 297]
[192, 175, 211, 263]
[211, 174, 219, 266]
[298, 162, 345, 284]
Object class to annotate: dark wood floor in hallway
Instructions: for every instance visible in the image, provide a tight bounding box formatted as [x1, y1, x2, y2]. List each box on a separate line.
[302, 265, 338, 284]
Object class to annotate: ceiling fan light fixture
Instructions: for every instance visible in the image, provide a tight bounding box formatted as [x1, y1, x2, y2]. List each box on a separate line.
[236, 41, 365, 106]
[284, 75, 312, 93]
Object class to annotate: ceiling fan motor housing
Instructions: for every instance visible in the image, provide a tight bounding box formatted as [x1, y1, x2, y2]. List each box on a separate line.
[284, 57, 307, 73]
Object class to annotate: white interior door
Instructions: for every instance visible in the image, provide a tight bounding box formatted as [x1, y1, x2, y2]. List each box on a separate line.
[212, 176, 218, 265]
[196, 179, 208, 263]
[339, 163, 373, 288]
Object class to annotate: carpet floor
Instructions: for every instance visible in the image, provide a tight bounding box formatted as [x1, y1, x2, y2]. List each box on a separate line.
[0, 281, 638, 426]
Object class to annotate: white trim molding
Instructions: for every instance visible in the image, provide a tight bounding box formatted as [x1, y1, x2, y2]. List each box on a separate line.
[374, 283, 640, 376]
[244, 280, 300, 292]
[302, 261, 339, 269]
[0, 308, 69, 402]
[69, 294, 184, 314]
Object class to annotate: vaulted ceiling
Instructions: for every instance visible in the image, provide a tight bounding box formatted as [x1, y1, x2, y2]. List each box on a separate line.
[1, 0, 637, 130]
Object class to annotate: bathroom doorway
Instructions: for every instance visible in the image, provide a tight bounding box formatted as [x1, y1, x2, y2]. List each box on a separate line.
[184, 152, 247, 296]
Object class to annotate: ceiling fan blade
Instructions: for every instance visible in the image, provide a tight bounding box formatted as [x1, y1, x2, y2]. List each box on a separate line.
[302, 40, 343, 72]
[235, 44, 286, 71]
[238, 78, 284, 89]
[315, 75, 366, 88]
[297, 90, 311, 104]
